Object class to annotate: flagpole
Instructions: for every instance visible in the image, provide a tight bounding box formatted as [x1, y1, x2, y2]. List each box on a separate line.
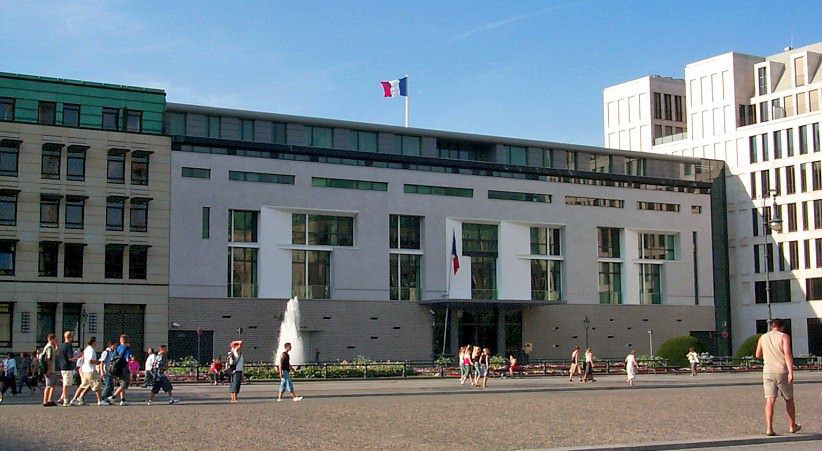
[404, 74, 409, 127]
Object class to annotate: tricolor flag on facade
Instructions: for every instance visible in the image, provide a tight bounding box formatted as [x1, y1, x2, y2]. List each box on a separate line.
[380, 76, 408, 97]
[451, 230, 460, 274]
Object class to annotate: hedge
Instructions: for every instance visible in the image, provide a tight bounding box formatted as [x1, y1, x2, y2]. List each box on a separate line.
[734, 334, 762, 359]
[656, 336, 705, 368]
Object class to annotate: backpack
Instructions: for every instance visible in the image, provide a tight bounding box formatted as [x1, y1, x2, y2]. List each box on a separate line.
[38, 352, 48, 375]
[110, 349, 126, 377]
[227, 352, 238, 373]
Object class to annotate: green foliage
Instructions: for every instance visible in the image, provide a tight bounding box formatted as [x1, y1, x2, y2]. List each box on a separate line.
[637, 355, 666, 368]
[490, 355, 506, 367]
[168, 356, 202, 375]
[734, 334, 763, 359]
[434, 355, 452, 366]
[243, 362, 411, 380]
[656, 336, 705, 368]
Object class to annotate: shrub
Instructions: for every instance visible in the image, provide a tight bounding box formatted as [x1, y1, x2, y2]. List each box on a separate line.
[734, 334, 762, 360]
[434, 355, 452, 367]
[655, 336, 705, 368]
[490, 355, 506, 368]
[637, 355, 666, 368]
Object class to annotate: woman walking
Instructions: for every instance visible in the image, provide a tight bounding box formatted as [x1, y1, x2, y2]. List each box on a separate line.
[583, 347, 595, 382]
[569, 346, 582, 382]
[478, 348, 490, 388]
[471, 345, 482, 386]
[457, 346, 467, 385]
[625, 350, 639, 386]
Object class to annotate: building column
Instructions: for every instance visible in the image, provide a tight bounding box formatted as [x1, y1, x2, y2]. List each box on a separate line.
[496, 307, 506, 356]
[449, 308, 459, 354]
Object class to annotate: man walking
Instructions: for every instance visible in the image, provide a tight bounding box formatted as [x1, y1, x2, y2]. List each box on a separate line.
[228, 340, 244, 404]
[755, 319, 801, 436]
[146, 345, 178, 405]
[98, 340, 116, 404]
[56, 331, 77, 407]
[108, 335, 132, 406]
[1, 352, 18, 402]
[142, 348, 156, 388]
[41, 334, 59, 406]
[276, 342, 302, 402]
[70, 337, 105, 406]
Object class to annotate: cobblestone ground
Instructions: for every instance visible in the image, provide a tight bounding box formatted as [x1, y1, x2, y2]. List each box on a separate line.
[0, 374, 819, 450]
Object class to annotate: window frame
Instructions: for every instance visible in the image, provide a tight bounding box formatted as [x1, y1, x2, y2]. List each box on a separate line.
[105, 197, 125, 231]
[102, 107, 119, 131]
[125, 109, 142, 132]
[0, 241, 16, 276]
[104, 244, 126, 279]
[66, 146, 87, 181]
[63, 243, 84, 278]
[0, 192, 17, 226]
[38, 101, 56, 125]
[64, 196, 85, 229]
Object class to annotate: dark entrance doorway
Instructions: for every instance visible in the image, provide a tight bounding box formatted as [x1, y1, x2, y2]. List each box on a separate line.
[457, 310, 497, 352]
[808, 318, 822, 356]
[168, 329, 214, 365]
[104, 304, 145, 364]
[431, 305, 523, 358]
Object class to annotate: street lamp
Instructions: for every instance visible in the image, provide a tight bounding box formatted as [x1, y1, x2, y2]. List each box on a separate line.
[762, 189, 783, 326]
[647, 329, 654, 356]
[583, 316, 590, 349]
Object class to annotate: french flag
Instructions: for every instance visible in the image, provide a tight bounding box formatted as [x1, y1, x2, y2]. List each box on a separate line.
[451, 230, 460, 274]
[380, 77, 408, 97]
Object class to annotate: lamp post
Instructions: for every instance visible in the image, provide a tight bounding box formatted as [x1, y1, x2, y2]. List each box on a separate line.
[647, 329, 654, 356]
[762, 189, 783, 326]
[583, 316, 590, 349]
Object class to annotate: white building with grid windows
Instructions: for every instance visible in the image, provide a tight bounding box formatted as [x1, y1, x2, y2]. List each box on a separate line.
[604, 42, 822, 356]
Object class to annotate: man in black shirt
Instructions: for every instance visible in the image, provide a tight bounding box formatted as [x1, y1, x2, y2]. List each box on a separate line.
[56, 331, 77, 406]
[276, 343, 302, 402]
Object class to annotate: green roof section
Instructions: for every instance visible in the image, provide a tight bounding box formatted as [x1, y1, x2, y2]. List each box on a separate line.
[0, 71, 166, 135]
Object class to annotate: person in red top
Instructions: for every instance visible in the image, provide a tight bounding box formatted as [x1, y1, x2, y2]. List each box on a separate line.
[209, 357, 224, 385]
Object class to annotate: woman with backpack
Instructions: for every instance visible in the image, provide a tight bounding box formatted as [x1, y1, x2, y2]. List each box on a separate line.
[228, 340, 244, 404]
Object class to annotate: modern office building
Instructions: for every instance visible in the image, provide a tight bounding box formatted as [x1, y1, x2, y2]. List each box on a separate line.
[604, 42, 822, 356]
[0, 73, 170, 357]
[165, 103, 728, 362]
[603, 75, 687, 152]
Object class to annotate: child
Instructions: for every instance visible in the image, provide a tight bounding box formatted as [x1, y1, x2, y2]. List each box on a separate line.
[277, 343, 302, 402]
[146, 345, 179, 405]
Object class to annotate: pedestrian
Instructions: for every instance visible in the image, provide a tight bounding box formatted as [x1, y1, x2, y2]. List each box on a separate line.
[315, 347, 321, 365]
[28, 348, 40, 392]
[69, 336, 105, 406]
[755, 319, 801, 436]
[209, 357, 224, 385]
[17, 352, 32, 395]
[128, 357, 139, 383]
[1, 352, 18, 402]
[147, 345, 179, 405]
[460, 346, 472, 385]
[456, 346, 466, 385]
[471, 345, 482, 386]
[569, 346, 582, 382]
[56, 331, 77, 406]
[143, 348, 156, 388]
[40, 334, 58, 407]
[625, 350, 639, 386]
[583, 347, 595, 382]
[686, 347, 700, 376]
[277, 342, 302, 402]
[478, 348, 490, 388]
[228, 340, 244, 403]
[107, 334, 132, 406]
[507, 354, 519, 379]
[99, 340, 116, 404]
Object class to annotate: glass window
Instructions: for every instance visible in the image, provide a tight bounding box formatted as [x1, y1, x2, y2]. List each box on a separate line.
[166, 112, 186, 135]
[598, 228, 621, 258]
[462, 223, 498, 257]
[599, 262, 622, 304]
[786, 166, 795, 194]
[812, 161, 822, 191]
[65, 196, 84, 229]
[202, 206, 210, 239]
[403, 184, 473, 198]
[66, 147, 86, 181]
[389, 253, 421, 301]
[129, 246, 148, 279]
[0, 241, 15, 275]
[505, 146, 527, 165]
[637, 201, 680, 212]
[207, 116, 220, 138]
[354, 131, 377, 152]
[530, 227, 561, 256]
[306, 126, 332, 148]
[653, 92, 662, 119]
[311, 177, 386, 191]
[639, 263, 662, 304]
[755, 280, 791, 303]
[38, 101, 56, 125]
[789, 240, 799, 270]
[0, 303, 12, 348]
[0, 142, 18, 176]
[565, 196, 624, 208]
[62, 104, 80, 127]
[182, 167, 211, 179]
[229, 171, 294, 184]
[807, 277, 822, 301]
[272, 122, 287, 144]
[814, 123, 820, 152]
[800, 164, 807, 192]
[397, 135, 421, 156]
[107, 150, 125, 183]
[0, 193, 17, 226]
[39, 195, 59, 228]
[531, 259, 561, 301]
[61, 304, 81, 347]
[471, 256, 497, 300]
[241, 119, 253, 141]
[799, 126, 808, 154]
[131, 152, 149, 185]
[63, 243, 84, 278]
[38, 242, 59, 277]
[674, 95, 683, 122]
[129, 200, 148, 232]
[106, 197, 124, 231]
[228, 210, 258, 242]
[787, 203, 797, 232]
[291, 250, 330, 299]
[639, 233, 676, 260]
[227, 247, 258, 297]
[389, 215, 421, 250]
[760, 101, 769, 122]
[102, 107, 119, 130]
[0, 97, 14, 121]
[787, 128, 794, 156]
[488, 190, 550, 203]
[773, 130, 782, 158]
[794, 56, 805, 86]
[749, 136, 757, 163]
[758, 66, 768, 96]
[291, 214, 354, 246]
[41, 145, 61, 179]
[105, 244, 125, 279]
[589, 154, 611, 172]
[664, 93, 672, 120]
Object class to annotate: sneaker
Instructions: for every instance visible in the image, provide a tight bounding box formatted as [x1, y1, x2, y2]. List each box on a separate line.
[105, 396, 115, 405]
[70, 399, 82, 406]
[293, 396, 303, 402]
[276, 398, 283, 402]
[103, 397, 112, 405]
[61, 400, 70, 407]
[119, 400, 127, 406]
[168, 398, 179, 405]
[97, 401, 108, 406]
[146, 400, 152, 406]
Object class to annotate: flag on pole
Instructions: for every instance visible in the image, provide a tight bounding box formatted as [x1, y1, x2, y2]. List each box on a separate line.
[451, 230, 460, 274]
[380, 76, 408, 97]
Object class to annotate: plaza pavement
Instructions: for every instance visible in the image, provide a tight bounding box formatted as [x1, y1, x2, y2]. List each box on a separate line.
[0, 372, 819, 450]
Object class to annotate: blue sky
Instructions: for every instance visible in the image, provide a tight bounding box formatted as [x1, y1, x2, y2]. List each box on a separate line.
[0, 1, 820, 146]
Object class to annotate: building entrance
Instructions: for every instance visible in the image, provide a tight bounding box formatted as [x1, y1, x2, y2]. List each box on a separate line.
[431, 305, 522, 358]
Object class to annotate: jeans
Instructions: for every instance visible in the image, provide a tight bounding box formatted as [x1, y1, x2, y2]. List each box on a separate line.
[279, 371, 294, 393]
[102, 374, 115, 399]
[1, 374, 18, 395]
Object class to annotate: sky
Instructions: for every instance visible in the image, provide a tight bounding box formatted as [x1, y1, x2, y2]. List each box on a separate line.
[0, 1, 820, 146]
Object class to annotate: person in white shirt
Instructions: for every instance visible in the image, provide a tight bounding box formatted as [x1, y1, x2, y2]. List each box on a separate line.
[143, 348, 156, 388]
[686, 348, 700, 376]
[1, 352, 19, 402]
[625, 350, 639, 386]
[69, 337, 105, 406]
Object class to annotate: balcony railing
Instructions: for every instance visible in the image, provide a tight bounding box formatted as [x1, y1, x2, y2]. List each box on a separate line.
[471, 289, 497, 300]
[292, 285, 330, 299]
[599, 292, 622, 304]
[531, 290, 562, 302]
[653, 131, 688, 146]
[390, 287, 421, 301]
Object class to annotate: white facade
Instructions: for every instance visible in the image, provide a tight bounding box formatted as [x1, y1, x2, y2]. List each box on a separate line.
[605, 42, 822, 356]
[603, 76, 686, 151]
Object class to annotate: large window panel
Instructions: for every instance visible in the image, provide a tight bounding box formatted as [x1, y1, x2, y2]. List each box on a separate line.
[639, 263, 662, 304]
[530, 259, 561, 301]
[0, 142, 19, 177]
[292, 250, 330, 299]
[229, 210, 258, 242]
[0, 192, 17, 226]
[38, 242, 59, 277]
[389, 253, 421, 301]
[228, 247, 258, 297]
[0, 303, 12, 347]
[599, 262, 622, 304]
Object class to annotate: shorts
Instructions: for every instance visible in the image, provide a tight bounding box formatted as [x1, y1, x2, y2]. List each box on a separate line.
[279, 371, 293, 393]
[45, 372, 59, 387]
[479, 364, 489, 377]
[116, 369, 130, 389]
[473, 362, 481, 374]
[230, 371, 243, 394]
[763, 372, 793, 400]
[79, 371, 101, 391]
[151, 376, 173, 394]
[60, 370, 74, 387]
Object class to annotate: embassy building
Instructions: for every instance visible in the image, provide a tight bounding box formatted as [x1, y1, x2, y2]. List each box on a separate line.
[164, 103, 729, 362]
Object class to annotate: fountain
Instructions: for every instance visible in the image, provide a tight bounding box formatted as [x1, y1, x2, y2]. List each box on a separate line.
[275, 296, 306, 365]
